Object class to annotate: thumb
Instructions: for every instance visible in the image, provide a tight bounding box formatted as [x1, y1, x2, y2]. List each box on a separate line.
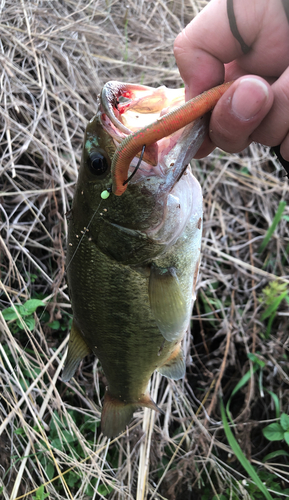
[208, 76, 274, 154]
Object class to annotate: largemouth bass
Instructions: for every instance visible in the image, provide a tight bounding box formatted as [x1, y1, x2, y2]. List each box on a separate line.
[63, 80, 231, 438]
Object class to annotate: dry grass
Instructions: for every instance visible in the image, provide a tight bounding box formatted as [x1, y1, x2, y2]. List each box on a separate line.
[1, 1, 289, 499]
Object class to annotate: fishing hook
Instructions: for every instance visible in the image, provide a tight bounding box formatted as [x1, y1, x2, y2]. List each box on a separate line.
[122, 144, 146, 186]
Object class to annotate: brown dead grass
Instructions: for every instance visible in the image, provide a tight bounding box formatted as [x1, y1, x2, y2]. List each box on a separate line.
[1, 1, 289, 499]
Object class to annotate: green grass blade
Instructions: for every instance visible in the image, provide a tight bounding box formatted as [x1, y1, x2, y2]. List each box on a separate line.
[265, 313, 275, 338]
[258, 200, 286, 254]
[226, 363, 260, 420]
[261, 290, 288, 320]
[263, 449, 289, 462]
[266, 390, 281, 419]
[220, 398, 274, 500]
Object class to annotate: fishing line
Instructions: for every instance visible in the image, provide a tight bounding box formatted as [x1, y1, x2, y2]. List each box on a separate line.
[66, 198, 103, 271]
[37, 194, 108, 326]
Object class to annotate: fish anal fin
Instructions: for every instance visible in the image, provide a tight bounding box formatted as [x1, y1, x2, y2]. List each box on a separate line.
[149, 264, 188, 342]
[62, 320, 91, 382]
[158, 344, 185, 380]
[101, 391, 160, 438]
[137, 393, 161, 413]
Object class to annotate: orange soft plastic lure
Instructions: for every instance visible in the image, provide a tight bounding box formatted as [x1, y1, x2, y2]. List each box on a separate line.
[111, 81, 233, 196]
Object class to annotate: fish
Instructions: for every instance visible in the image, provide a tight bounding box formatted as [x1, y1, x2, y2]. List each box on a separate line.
[63, 80, 231, 438]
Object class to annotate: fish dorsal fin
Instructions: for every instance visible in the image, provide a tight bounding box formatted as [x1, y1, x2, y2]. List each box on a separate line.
[149, 264, 188, 342]
[101, 391, 161, 438]
[157, 344, 185, 380]
[62, 320, 91, 382]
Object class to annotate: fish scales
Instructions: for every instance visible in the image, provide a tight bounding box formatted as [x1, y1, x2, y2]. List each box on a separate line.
[64, 81, 206, 438]
[67, 236, 171, 396]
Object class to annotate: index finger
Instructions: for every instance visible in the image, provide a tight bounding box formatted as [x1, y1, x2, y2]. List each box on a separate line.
[173, 0, 261, 99]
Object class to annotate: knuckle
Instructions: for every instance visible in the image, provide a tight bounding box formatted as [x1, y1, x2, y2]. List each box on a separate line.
[173, 29, 190, 57]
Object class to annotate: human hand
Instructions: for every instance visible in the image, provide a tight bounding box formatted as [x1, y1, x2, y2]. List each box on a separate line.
[174, 0, 289, 161]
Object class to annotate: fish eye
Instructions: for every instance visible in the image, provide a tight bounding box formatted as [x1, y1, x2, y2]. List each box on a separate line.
[87, 150, 110, 177]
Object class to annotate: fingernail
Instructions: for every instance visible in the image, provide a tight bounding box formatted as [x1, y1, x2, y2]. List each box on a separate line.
[231, 77, 269, 120]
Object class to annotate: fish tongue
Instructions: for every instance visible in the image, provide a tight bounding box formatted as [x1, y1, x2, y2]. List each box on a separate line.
[123, 86, 184, 114]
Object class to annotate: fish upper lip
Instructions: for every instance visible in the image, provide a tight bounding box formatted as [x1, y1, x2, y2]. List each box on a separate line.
[100, 81, 154, 135]
[99, 81, 190, 173]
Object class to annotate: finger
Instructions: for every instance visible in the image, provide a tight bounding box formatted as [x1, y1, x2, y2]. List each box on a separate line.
[280, 134, 289, 162]
[174, 0, 289, 100]
[173, 0, 261, 99]
[194, 76, 274, 158]
[250, 66, 289, 159]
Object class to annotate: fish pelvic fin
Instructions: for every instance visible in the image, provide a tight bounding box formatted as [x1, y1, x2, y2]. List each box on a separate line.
[158, 344, 185, 380]
[101, 390, 161, 438]
[62, 319, 91, 382]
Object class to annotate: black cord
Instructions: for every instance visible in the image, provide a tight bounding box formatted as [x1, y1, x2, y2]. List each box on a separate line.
[227, 0, 251, 54]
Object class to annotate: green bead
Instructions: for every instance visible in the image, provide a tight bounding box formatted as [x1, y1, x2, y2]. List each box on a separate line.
[101, 190, 110, 200]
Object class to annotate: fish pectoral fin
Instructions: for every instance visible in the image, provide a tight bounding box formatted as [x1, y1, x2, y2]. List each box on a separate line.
[62, 320, 91, 382]
[101, 391, 161, 438]
[157, 344, 185, 380]
[149, 264, 188, 342]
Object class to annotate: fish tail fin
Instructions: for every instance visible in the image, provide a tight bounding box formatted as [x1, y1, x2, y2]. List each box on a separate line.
[101, 390, 160, 438]
[101, 392, 136, 438]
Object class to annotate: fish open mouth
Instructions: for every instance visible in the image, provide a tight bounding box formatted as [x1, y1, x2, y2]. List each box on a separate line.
[97, 81, 232, 195]
[99, 81, 188, 167]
